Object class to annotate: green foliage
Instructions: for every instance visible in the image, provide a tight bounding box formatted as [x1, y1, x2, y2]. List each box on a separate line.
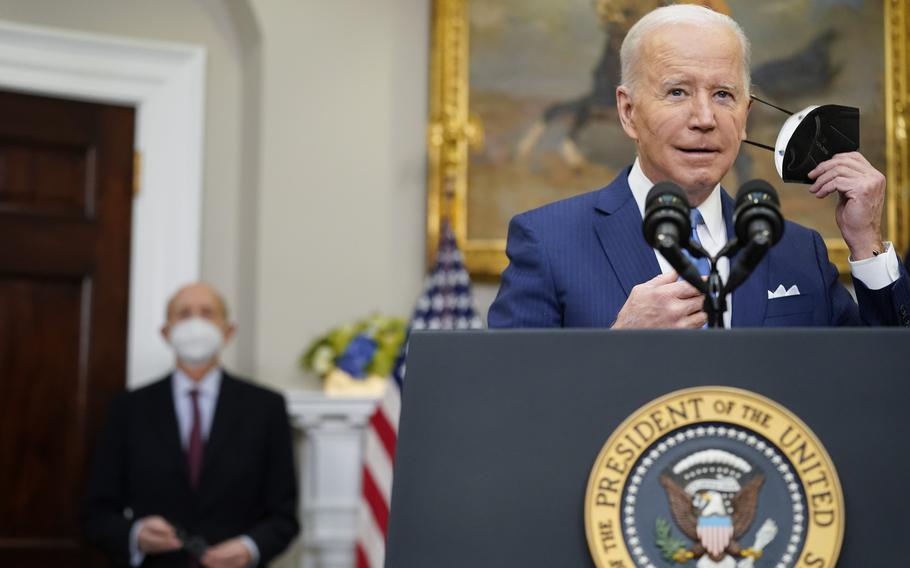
[300, 313, 407, 378]
[655, 517, 689, 564]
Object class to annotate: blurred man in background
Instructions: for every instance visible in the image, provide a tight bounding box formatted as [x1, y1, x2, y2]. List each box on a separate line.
[85, 283, 299, 567]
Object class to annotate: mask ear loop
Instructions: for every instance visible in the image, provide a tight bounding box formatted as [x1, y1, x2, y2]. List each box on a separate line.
[743, 95, 794, 153]
[742, 139, 776, 152]
[750, 94, 794, 116]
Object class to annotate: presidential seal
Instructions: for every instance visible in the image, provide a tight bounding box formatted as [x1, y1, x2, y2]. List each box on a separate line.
[585, 387, 843, 568]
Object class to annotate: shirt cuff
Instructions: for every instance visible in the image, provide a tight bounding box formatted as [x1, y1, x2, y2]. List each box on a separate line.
[849, 242, 900, 290]
[129, 520, 146, 567]
[239, 535, 260, 567]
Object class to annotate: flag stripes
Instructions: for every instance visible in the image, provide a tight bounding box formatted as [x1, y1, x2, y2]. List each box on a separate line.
[369, 406, 397, 460]
[363, 428, 393, 505]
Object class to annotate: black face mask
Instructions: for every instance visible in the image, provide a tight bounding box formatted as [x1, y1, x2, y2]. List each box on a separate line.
[743, 97, 860, 184]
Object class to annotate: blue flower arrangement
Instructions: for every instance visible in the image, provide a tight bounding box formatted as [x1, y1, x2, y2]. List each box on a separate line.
[301, 314, 407, 381]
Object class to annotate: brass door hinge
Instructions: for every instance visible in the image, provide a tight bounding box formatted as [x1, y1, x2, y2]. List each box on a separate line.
[133, 151, 142, 196]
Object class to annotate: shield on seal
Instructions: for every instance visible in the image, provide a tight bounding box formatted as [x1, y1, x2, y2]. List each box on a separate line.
[697, 515, 734, 558]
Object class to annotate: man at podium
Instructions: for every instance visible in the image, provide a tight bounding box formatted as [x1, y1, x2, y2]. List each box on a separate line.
[489, 4, 909, 329]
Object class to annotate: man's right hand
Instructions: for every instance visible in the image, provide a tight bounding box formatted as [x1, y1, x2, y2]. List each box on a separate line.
[612, 272, 707, 329]
[137, 516, 183, 555]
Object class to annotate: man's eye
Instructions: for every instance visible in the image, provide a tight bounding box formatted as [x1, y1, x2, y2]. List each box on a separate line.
[669, 88, 685, 97]
[716, 90, 732, 99]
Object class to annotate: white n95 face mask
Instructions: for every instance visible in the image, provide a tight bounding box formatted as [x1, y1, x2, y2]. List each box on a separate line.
[168, 317, 225, 366]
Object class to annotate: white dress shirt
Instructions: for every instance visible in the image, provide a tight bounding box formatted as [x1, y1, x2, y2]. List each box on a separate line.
[172, 367, 221, 448]
[626, 158, 900, 327]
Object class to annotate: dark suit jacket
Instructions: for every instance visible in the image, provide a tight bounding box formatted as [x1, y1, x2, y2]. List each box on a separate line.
[85, 372, 299, 567]
[489, 169, 910, 328]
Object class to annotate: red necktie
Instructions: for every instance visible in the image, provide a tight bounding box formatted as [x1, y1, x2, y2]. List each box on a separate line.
[187, 390, 204, 488]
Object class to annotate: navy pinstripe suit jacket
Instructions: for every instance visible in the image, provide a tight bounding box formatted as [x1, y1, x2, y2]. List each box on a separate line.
[489, 168, 910, 328]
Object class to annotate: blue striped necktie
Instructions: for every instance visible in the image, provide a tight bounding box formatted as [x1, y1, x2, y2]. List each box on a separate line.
[687, 209, 710, 277]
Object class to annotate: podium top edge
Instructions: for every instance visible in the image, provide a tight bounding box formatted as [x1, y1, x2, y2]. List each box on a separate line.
[410, 327, 910, 337]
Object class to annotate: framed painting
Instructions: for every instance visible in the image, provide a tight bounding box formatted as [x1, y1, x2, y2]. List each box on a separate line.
[427, 0, 910, 279]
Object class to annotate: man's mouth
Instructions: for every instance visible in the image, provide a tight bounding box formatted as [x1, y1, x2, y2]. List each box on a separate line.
[676, 147, 719, 154]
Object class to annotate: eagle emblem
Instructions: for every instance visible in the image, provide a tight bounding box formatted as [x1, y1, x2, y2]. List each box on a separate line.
[659, 449, 778, 567]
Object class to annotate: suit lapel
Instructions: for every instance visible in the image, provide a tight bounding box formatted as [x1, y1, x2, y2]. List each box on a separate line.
[200, 372, 239, 490]
[150, 375, 192, 489]
[592, 173, 661, 296]
[727, 191, 769, 327]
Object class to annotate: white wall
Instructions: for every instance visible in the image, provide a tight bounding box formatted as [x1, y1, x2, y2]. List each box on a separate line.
[250, 0, 428, 390]
[0, 0, 431, 391]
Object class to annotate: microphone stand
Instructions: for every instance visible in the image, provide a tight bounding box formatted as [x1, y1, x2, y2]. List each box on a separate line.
[683, 242, 727, 329]
[705, 267, 726, 328]
[686, 235, 772, 328]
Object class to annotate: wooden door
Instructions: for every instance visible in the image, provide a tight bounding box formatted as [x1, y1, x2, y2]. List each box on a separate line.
[0, 90, 134, 567]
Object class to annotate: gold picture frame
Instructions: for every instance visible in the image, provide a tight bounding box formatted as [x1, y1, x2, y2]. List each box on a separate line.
[427, 0, 910, 279]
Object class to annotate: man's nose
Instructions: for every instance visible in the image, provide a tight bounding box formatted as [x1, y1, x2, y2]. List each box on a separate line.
[688, 93, 716, 131]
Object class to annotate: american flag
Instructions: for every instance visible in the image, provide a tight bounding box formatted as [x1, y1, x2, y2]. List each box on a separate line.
[355, 220, 483, 568]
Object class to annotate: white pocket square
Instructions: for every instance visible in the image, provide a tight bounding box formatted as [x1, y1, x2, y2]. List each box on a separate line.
[768, 284, 800, 299]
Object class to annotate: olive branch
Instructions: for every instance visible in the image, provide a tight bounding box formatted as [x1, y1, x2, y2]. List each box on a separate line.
[655, 517, 689, 564]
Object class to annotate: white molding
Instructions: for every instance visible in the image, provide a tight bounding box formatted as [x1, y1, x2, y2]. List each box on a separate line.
[287, 391, 380, 429]
[0, 20, 206, 387]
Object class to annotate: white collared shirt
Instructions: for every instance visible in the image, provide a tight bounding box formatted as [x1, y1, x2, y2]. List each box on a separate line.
[171, 367, 222, 448]
[627, 158, 733, 327]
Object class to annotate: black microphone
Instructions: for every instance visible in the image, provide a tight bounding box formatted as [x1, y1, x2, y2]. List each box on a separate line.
[733, 179, 784, 246]
[725, 179, 785, 292]
[642, 182, 706, 292]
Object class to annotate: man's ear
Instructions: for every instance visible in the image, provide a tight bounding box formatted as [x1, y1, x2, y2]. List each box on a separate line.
[742, 96, 752, 140]
[616, 86, 639, 141]
[223, 324, 237, 345]
[160, 324, 170, 342]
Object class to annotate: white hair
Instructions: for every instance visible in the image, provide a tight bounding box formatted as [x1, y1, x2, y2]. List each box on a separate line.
[620, 4, 751, 95]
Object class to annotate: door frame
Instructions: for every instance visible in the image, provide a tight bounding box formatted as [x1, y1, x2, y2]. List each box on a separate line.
[0, 20, 206, 387]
